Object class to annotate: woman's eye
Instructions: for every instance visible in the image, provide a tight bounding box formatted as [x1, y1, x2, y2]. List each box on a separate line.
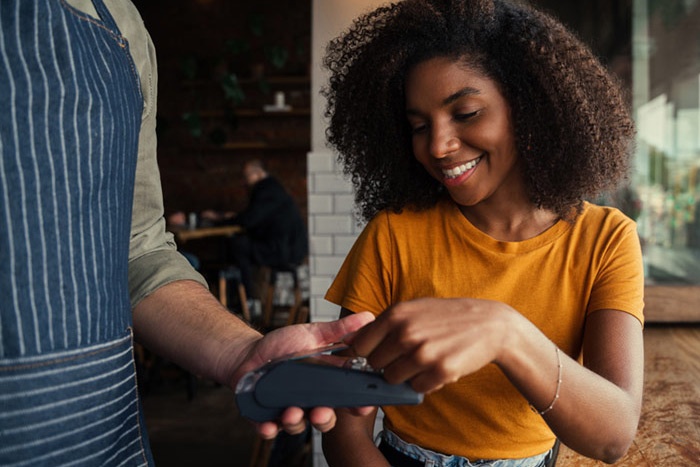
[455, 110, 479, 122]
[410, 123, 427, 134]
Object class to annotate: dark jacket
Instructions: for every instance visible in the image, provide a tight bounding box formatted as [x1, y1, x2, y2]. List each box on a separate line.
[228, 176, 308, 267]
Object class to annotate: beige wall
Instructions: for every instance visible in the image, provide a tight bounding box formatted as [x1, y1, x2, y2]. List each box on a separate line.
[307, 0, 389, 325]
[311, 0, 386, 151]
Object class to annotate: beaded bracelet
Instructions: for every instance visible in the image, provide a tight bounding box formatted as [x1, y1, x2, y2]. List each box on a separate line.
[530, 346, 562, 416]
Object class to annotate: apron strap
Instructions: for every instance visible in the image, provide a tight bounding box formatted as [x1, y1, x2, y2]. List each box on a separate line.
[90, 0, 120, 34]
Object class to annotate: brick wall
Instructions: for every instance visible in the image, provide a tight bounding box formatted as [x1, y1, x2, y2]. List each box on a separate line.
[307, 149, 387, 466]
[132, 0, 311, 219]
[306, 152, 361, 321]
[308, 2, 388, 464]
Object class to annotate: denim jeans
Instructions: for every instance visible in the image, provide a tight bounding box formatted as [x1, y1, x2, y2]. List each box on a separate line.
[380, 430, 551, 467]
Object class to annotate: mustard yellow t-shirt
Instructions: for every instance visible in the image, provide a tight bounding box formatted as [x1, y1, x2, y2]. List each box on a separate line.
[325, 198, 644, 460]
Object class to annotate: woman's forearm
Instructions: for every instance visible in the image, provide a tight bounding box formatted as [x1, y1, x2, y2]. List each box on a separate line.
[497, 309, 643, 463]
[323, 408, 389, 467]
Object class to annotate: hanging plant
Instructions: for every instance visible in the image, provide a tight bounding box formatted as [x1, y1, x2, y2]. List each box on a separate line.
[220, 73, 246, 105]
[182, 112, 202, 139]
[265, 44, 289, 70]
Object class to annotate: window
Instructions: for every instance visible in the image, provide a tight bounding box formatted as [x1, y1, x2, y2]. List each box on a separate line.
[633, 0, 700, 286]
[535, 0, 700, 320]
[631, 0, 700, 320]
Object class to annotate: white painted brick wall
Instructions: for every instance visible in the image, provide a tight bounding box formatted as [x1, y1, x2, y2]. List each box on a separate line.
[309, 235, 333, 256]
[307, 150, 356, 315]
[333, 235, 358, 257]
[314, 215, 354, 235]
[308, 194, 334, 215]
[308, 150, 377, 467]
[314, 172, 354, 194]
[310, 1, 389, 462]
[333, 193, 355, 214]
[308, 150, 335, 173]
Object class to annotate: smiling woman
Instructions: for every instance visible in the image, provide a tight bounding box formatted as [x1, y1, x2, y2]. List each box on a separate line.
[320, 0, 645, 466]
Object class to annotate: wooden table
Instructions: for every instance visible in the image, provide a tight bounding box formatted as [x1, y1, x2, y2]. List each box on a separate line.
[172, 225, 242, 244]
[558, 325, 700, 466]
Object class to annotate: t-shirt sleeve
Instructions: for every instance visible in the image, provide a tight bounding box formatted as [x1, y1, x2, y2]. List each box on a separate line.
[325, 212, 394, 316]
[586, 215, 645, 325]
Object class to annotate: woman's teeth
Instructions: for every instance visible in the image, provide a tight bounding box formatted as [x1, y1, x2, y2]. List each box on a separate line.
[442, 156, 482, 178]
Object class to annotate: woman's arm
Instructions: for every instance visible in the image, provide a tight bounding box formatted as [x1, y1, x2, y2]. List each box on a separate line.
[498, 308, 643, 463]
[322, 407, 388, 467]
[349, 298, 643, 463]
[322, 308, 390, 467]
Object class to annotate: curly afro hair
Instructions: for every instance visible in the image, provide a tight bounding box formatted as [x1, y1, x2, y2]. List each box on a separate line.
[322, 0, 635, 222]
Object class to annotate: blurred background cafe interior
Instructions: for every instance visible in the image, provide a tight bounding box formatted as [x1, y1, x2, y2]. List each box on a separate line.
[131, 0, 700, 466]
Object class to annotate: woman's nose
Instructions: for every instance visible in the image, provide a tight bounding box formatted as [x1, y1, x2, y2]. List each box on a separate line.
[429, 125, 460, 158]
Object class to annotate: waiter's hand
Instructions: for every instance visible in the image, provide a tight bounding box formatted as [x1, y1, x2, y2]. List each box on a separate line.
[231, 311, 376, 438]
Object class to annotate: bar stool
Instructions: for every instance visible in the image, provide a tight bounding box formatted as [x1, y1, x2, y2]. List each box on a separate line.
[249, 423, 311, 467]
[249, 439, 273, 467]
[259, 264, 305, 329]
[218, 265, 251, 322]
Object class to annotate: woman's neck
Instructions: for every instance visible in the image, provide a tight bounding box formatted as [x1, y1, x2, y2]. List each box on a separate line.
[458, 201, 560, 242]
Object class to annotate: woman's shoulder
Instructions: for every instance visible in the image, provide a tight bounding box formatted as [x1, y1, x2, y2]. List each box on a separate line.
[580, 201, 636, 224]
[575, 202, 638, 239]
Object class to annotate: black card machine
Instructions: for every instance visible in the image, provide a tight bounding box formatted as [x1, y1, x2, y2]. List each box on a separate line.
[234, 343, 423, 422]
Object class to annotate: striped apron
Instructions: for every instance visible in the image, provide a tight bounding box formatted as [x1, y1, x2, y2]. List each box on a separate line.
[0, 0, 152, 464]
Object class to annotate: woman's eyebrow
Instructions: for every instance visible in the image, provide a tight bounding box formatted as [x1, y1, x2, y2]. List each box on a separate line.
[405, 86, 481, 116]
[443, 87, 481, 105]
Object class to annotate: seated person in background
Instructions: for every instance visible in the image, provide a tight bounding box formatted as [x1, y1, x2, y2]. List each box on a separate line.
[167, 210, 187, 227]
[206, 159, 308, 299]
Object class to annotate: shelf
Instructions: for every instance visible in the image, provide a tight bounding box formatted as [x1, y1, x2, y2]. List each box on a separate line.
[183, 141, 310, 152]
[176, 74, 310, 155]
[182, 76, 310, 88]
[239, 76, 310, 86]
[198, 108, 310, 118]
[221, 141, 309, 150]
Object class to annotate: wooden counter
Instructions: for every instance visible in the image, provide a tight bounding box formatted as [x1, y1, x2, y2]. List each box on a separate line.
[558, 325, 700, 465]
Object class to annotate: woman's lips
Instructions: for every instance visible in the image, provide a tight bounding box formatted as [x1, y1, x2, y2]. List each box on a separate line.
[441, 156, 482, 185]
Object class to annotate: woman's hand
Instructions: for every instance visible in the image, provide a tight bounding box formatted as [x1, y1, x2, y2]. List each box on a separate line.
[347, 297, 521, 393]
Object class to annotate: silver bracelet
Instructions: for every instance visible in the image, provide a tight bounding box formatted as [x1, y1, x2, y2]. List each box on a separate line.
[530, 346, 562, 416]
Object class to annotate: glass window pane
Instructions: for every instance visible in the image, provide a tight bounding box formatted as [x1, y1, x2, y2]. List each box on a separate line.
[633, 0, 700, 284]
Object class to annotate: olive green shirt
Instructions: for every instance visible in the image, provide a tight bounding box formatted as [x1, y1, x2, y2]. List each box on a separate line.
[68, 0, 207, 307]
